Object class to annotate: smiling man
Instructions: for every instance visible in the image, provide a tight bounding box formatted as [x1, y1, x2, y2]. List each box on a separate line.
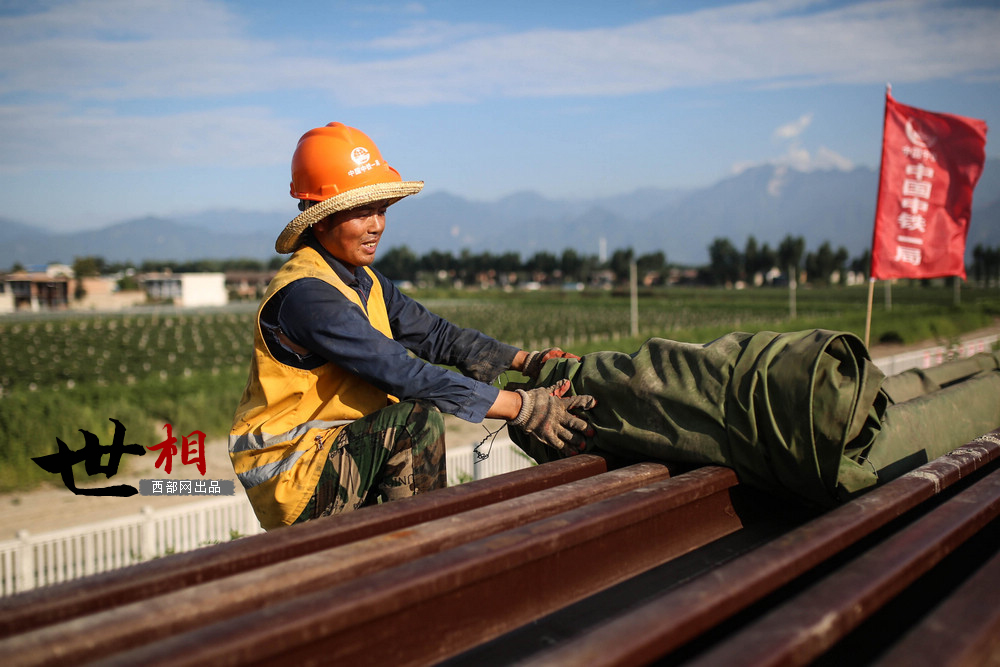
[230, 123, 595, 530]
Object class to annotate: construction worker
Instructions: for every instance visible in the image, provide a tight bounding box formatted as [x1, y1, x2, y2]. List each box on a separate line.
[231, 122, 596, 530]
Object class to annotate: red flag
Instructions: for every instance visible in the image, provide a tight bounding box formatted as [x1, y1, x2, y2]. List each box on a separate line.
[870, 88, 987, 280]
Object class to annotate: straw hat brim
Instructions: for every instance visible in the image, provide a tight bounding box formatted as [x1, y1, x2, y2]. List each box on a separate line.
[275, 180, 424, 254]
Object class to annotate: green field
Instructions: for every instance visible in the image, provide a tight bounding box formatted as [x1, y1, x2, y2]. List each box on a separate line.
[2, 284, 998, 492]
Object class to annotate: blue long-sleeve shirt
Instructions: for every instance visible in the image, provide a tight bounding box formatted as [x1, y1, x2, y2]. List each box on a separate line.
[259, 236, 518, 423]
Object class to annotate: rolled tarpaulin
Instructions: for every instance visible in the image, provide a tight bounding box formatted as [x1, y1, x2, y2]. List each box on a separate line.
[880, 351, 1000, 403]
[509, 330, 886, 507]
[860, 368, 1000, 488]
[509, 332, 999, 508]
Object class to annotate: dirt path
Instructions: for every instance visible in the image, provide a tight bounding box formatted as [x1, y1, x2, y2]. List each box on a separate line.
[3, 324, 997, 542]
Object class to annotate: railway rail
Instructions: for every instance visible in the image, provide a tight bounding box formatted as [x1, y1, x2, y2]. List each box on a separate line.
[0, 428, 998, 666]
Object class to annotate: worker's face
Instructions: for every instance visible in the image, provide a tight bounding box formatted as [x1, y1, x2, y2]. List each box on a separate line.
[312, 201, 389, 269]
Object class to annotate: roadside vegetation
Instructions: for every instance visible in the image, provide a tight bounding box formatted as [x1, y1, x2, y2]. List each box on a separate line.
[2, 282, 998, 493]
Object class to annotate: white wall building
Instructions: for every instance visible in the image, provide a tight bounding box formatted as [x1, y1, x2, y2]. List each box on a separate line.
[144, 272, 228, 308]
[0, 282, 13, 314]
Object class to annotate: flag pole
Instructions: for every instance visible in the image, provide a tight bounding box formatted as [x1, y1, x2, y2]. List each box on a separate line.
[865, 83, 891, 350]
[865, 277, 875, 348]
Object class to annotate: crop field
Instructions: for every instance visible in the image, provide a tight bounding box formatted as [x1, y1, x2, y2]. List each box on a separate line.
[2, 284, 998, 492]
[0, 311, 251, 393]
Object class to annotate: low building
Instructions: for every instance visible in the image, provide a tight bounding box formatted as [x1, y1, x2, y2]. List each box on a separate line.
[143, 272, 228, 308]
[4, 271, 70, 311]
[0, 280, 13, 313]
[224, 270, 276, 301]
[71, 276, 147, 311]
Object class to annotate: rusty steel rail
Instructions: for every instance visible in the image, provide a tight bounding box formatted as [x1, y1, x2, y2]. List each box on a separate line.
[1, 430, 997, 666]
[74, 466, 746, 666]
[512, 430, 1000, 667]
[0, 453, 608, 638]
[687, 465, 1000, 666]
[0, 461, 675, 666]
[875, 543, 1000, 666]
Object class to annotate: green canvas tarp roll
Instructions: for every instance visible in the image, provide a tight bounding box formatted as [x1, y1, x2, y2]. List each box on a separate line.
[880, 351, 1000, 403]
[863, 370, 1000, 487]
[508, 329, 1000, 508]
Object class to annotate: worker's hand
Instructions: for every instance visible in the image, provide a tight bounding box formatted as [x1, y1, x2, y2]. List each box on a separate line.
[521, 348, 581, 379]
[508, 380, 596, 452]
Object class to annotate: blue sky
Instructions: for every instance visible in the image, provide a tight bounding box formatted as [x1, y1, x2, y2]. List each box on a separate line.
[1, 0, 998, 233]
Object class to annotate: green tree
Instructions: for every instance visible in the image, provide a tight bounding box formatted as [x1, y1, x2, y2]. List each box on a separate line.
[72, 256, 106, 300]
[420, 249, 454, 272]
[72, 256, 106, 278]
[526, 251, 560, 281]
[850, 249, 871, 281]
[743, 236, 759, 282]
[777, 235, 805, 283]
[805, 242, 844, 285]
[707, 238, 741, 286]
[560, 248, 600, 284]
[608, 248, 634, 283]
[637, 251, 667, 285]
[496, 251, 522, 278]
[375, 246, 420, 282]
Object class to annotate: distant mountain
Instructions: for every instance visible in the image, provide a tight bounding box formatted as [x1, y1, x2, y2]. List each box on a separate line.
[389, 160, 998, 264]
[966, 159, 1000, 251]
[172, 209, 287, 234]
[0, 217, 50, 266]
[2, 161, 997, 269]
[0, 216, 282, 268]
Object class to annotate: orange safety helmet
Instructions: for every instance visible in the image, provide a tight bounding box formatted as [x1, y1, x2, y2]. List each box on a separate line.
[276, 122, 423, 254]
[291, 122, 404, 201]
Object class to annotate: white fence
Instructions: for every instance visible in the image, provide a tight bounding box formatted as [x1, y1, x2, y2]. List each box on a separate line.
[447, 436, 534, 485]
[0, 495, 264, 596]
[871, 334, 998, 376]
[0, 439, 531, 597]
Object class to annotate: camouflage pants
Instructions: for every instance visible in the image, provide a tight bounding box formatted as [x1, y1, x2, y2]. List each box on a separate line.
[293, 400, 446, 524]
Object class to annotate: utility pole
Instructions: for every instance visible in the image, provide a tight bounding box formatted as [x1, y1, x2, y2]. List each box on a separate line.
[630, 259, 639, 338]
[788, 264, 797, 319]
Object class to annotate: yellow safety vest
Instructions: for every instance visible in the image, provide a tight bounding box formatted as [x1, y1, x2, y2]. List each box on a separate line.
[230, 245, 397, 529]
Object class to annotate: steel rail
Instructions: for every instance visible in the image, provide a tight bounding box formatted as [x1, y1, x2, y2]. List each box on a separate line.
[94, 466, 746, 666]
[0, 453, 608, 638]
[874, 545, 1000, 667]
[515, 431, 1000, 667]
[0, 462, 671, 666]
[5, 433, 998, 666]
[686, 465, 1000, 666]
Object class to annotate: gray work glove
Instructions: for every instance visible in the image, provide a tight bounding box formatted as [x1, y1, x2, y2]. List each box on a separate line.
[521, 348, 581, 379]
[508, 379, 596, 452]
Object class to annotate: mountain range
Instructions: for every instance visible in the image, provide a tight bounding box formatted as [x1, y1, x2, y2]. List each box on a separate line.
[2, 160, 998, 269]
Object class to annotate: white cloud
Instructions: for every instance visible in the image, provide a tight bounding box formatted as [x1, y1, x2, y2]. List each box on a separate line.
[3, 0, 998, 104]
[773, 113, 813, 140]
[0, 104, 298, 171]
[773, 144, 853, 171]
[760, 145, 856, 195]
[812, 146, 854, 171]
[0, 0, 995, 173]
[734, 109, 855, 183]
[366, 19, 497, 51]
[0, 0, 242, 42]
[337, 0, 1000, 104]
